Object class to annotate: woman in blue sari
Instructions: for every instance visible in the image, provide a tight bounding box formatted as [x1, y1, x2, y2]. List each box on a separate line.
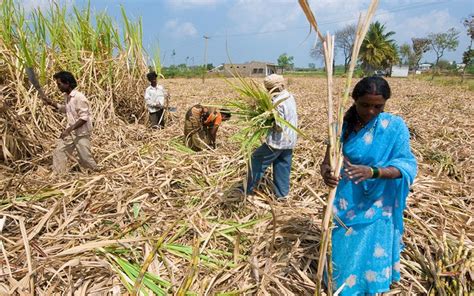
[321, 77, 417, 295]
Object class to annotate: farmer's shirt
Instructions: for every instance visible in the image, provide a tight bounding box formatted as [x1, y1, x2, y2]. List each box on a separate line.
[58, 89, 92, 136]
[186, 105, 222, 128]
[203, 109, 222, 128]
[145, 85, 166, 113]
[266, 89, 298, 150]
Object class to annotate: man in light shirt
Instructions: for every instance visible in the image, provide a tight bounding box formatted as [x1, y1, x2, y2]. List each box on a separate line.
[245, 74, 298, 200]
[145, 71, 169, 128]
[40, 71, 98, 174]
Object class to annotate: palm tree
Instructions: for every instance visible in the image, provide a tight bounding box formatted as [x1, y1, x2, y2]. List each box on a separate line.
[359, 21, 399, 73]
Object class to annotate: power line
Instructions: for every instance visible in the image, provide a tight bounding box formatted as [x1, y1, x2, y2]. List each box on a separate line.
[208, 0, 448, 39]
[160, 0, 452, 65]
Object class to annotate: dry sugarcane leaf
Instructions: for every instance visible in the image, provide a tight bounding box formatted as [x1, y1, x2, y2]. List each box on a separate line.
[0, 71, 472, 296]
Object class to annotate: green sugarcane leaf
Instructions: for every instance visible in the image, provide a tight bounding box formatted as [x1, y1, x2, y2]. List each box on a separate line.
[133, 202, 140, 219]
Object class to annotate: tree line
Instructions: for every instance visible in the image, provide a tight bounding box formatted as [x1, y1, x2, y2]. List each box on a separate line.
[277, 15, 473, 78]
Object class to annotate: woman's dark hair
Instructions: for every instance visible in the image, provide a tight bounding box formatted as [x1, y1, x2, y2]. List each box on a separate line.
[343, 76, 391, 139]
[220, 108, 232, 120]
[147, 71, 158, 81]
[53, 71, 77, 89]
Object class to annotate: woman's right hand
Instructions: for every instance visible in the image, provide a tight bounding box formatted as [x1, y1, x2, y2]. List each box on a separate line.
[320, 163, 340, 188]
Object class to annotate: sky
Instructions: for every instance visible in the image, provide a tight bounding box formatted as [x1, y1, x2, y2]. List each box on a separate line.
[24, 0, 473, 68]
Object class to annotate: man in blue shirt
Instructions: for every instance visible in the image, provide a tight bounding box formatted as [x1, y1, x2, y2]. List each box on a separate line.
[245, 74, 298, 200]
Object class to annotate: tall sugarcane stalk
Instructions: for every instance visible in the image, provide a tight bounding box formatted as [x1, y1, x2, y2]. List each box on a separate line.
[0, 0, 158, 163]
[298, 0, 379, 294]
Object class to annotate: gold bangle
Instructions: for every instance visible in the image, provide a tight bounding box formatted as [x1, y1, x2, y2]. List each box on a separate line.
[369, 167, 374, 178]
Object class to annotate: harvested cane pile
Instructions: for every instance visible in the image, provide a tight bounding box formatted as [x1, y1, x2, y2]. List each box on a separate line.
[0, 76, 472, 295]
[0, 0, 153, 164]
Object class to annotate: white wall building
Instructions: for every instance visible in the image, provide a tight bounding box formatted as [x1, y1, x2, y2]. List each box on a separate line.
[390, 65, 409, 77]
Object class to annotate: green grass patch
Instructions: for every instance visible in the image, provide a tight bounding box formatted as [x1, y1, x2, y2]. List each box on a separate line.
[169, 137, 196, 154]
[416, 73, 474, 91]
[1, 189, 64, 206]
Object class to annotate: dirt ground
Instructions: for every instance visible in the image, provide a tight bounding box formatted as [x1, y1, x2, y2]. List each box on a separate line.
[0, 77, 472, 295]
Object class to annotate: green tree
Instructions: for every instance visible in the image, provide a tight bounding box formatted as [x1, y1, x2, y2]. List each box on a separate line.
[428, 28, 460, 68]
[462, 14, 473, 81]
[436, 59, 454, 71]
[310, 41, 326, 63]
[411, 37, 431, 70]
[336, 24, 357, 72]
[277, 53, 294, 72]
[359, 21, 399, 73]
[399, 43, 412, 66]
[310, 42, 334, 73]
[463, 49, 474, 74]
[310, 23, 356, 72]
[171, 49, 176, 65]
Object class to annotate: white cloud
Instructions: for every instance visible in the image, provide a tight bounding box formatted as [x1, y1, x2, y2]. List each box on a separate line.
[23, 0, 50, 12]
[23, 0, 73, 13]
[227, 0, 300, 34]
[304, 1, 461, 33]
[389, 9, 460, 42]
[165, 19, 198, 38]
[167, 0, 220, 9]
[302, 3, 465, 62]
[384, 7, 465, 61]
[224, 0, 422, 37]
[373, 9, 396, 25]
[224, 0, 462, 40]
[308, 0, 368, 18]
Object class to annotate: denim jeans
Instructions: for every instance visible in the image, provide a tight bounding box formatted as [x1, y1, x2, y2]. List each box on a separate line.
[246, 143, 293, 198]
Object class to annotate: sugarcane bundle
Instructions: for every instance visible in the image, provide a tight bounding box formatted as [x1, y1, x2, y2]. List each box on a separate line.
[225, 73, 305, 163]
[298, 0, 379, 294]
[0, 0, 153, 116]
[225, 76, 277, 158]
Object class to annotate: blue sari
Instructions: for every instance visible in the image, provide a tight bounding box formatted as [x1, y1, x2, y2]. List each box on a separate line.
[331, 112, 417, 295]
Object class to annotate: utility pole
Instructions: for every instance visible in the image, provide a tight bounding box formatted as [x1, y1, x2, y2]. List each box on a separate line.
[202, 35, 210, 83]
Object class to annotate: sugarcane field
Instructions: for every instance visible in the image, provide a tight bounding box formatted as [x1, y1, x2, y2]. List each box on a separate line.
[0, 0, 473, 295]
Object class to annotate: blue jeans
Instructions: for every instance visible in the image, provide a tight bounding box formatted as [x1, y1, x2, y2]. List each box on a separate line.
[246, 143, 293, 198]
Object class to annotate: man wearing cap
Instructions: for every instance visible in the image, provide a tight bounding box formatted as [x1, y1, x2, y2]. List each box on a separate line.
[245, 74, 298, 200]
